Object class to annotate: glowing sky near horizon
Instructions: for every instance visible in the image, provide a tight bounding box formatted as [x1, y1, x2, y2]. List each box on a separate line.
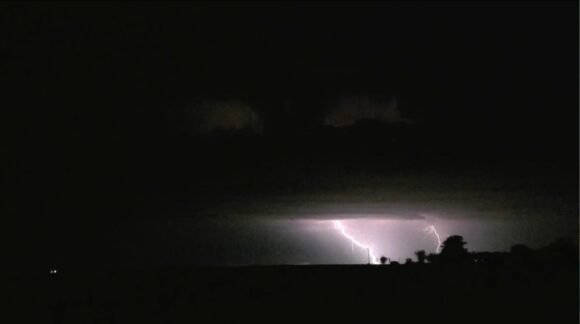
[118, 212, 575, 266]
[322, 218, 445, 263]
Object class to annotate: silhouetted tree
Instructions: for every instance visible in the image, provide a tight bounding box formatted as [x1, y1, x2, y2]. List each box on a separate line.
[380, 256, 387, 264]
[415, 250, 427, 264]
[426, 253, 439, 264]
[405, 258, 413, 265]
[540, 237, 578, 266]
[439, 235, 470, 264]
[510, 244, 532, 265]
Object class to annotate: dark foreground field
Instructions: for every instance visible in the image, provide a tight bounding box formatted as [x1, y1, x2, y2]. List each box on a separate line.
[11, 263, 578, 323]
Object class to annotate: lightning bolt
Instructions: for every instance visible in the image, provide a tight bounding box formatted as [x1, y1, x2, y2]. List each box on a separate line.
[333, 220, 379, 264]
[425, 225, 442, 253]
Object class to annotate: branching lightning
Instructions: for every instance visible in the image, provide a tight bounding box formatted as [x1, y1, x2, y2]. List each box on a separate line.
[425, 225, 442, 253]
[333, 220, 379, 264]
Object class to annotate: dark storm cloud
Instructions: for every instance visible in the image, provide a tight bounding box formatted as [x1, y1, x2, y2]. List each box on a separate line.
[176, 171, 575, 227]
[2, 2, 576, 267]
[186, 197, 426, 221]
[185, 99, 263, 134]
[324, 95, 413, 127]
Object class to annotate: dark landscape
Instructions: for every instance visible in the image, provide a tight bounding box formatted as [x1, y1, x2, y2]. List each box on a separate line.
[11, 236, 578, 323]
[17, 260, 579, 323]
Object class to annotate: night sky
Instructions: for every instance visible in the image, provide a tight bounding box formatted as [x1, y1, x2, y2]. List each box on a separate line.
[2, 2, 577, 268]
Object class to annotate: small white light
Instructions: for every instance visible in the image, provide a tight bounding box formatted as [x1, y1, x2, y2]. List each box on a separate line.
[50, 269, 58, 274]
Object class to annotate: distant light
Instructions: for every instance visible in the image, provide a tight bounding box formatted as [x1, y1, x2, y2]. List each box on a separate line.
[50, 269, 58, 274]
